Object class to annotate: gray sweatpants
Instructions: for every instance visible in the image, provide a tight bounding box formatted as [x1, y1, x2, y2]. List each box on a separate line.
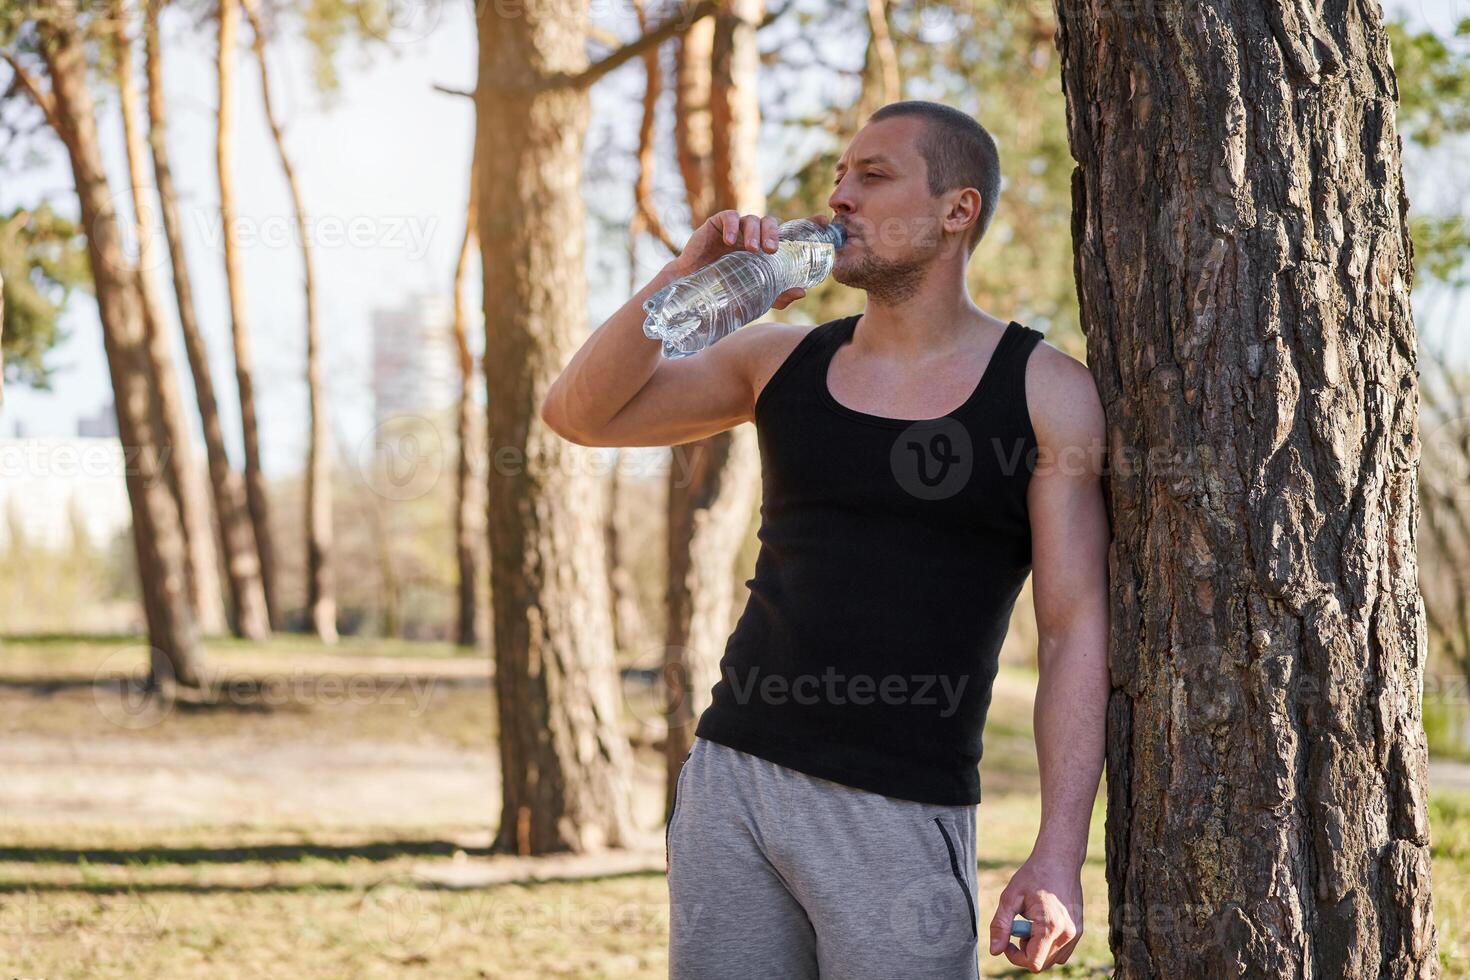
[666, 735, 981, 979]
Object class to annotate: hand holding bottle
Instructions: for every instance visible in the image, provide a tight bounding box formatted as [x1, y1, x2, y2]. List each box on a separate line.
[667, 210, 831, 312]
[647, 212, 846, 358]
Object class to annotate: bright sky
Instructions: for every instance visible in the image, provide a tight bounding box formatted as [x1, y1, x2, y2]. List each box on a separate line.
[0, 0, 1464, 476]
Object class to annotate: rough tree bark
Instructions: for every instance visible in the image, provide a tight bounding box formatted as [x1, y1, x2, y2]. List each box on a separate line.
[143, 0, 271, 641]
[112, 0, 228, 637]
[1052, 0, 1437, 975]
[662, 0, 766, 822]
[241, 0, 335, 642]
[217, 0, 280, 629]
[28, 11, 203, 685]
[478, 0, 715, 854]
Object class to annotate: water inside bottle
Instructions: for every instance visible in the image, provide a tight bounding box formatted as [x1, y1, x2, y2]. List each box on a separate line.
[643, 238, 837, 347]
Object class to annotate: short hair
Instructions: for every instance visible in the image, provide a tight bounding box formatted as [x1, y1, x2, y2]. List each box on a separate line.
[868, 100, 1001, 254]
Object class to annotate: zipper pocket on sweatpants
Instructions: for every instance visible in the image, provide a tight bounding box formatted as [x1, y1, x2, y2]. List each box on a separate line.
[666, 750, 693, 866]
[933, 816, 977, 940]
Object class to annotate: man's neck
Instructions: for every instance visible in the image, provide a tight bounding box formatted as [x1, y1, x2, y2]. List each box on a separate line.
[856, 265, 1009, 359]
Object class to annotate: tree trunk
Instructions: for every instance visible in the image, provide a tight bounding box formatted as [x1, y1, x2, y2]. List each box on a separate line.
[662, 0, 765, 822]
[367, 495, 400, 640]
[452, 119, 482, 649]
[479, 6, 634, 857]
[113, 0, 228, 637]
[480, 0, 705, 857]
[606, 450, 651, 663]
[241, 0, 335, 642]
[36, 12, 204, 686]
[674, 17, 715, 228]
[1052, 1, 1437, 975]
[217, 0, 280, 630]
[854, 0, 899, 125]
[143, 0, 271, 641]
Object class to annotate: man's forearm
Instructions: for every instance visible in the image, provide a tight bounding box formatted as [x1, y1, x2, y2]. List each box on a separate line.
[1031, 631, 1108, 869]
[543, 260, 684, 436]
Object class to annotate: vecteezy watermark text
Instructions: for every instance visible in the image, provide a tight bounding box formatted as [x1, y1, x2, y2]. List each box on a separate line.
[722, 665, 970, 718]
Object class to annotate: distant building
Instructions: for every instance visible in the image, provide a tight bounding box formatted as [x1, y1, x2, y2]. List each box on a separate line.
[0, 437, 132, 550]
[77, 401, 119, 439]
[371, 291, 463, 430]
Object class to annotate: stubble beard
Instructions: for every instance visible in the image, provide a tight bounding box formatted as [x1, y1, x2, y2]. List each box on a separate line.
[832, 247, 932, 305]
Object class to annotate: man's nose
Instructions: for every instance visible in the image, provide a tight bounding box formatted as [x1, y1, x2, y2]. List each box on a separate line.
[828, 177, 855, 215]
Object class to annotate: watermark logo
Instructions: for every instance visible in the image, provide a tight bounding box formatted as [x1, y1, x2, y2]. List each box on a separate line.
[92, 645, 177, 731]
[359, 873, 446, 958]
[358, 416, 446, 501]
[887, 867, 977, 958]
[621, 643, 697, 739]
[91, 648, 441, 730]
[890, 418, 973, 500]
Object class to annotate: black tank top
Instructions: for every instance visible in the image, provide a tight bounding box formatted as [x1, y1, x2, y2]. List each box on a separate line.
[693, 312, 1045, 805]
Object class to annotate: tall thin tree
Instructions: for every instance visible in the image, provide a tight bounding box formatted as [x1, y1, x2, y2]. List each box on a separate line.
[216, 0, 280, 629]
[142, 0, 270, 640]
[112, 0, 227, 636]
[240, 0, 335, 641]
[1052, 1, 1438, 973]
[5, 9, 204, 685]
[451, 101, 482, 649]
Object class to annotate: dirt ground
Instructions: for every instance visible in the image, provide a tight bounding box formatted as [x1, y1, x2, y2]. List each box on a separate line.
[2, 637, 1465, 978]
[0, 639, 690, 848]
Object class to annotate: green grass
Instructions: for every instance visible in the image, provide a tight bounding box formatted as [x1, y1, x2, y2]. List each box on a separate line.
[0, 635, 1465, 977]
[1425, 689, 1470, 763]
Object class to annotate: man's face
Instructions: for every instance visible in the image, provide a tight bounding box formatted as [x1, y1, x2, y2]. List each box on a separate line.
[827, 116, 954, 301]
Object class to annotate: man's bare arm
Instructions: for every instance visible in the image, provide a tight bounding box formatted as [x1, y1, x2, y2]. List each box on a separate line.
[540, 211, 812, 447]
[989, 349, 1111, 973]
[1031, 354, 1110, 870]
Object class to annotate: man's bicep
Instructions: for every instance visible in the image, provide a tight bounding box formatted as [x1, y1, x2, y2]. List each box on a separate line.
[1026, 356, 1110, 648]
[579, 324, 766, 447]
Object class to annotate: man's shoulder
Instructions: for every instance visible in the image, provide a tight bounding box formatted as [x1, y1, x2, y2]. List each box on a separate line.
[1021, 337, 1105, 457]
[736, 318, 839, 405]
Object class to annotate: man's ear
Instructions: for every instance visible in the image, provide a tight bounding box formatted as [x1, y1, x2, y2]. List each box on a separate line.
[944, 188, 982, 254]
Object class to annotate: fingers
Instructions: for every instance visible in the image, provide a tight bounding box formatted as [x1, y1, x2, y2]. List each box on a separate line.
[1026, 914, 1060, 972]
[761, 215, 780, 250]
[1051, 929, 1082, 967]
[709, 211, 787, 250]
[719, 212, 781, 252]
[734, 213, 757, 251]
[988, 887, 1025, 956]
[1006, 900, 1078, 973]
[772, 287, 806, 310]
[1045, 904, 1083, 969]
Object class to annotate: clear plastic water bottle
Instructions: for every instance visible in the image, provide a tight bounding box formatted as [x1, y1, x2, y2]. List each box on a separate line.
[643, 218, 848, 358]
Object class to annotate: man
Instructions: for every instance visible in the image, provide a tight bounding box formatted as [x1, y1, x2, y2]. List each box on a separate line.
[541, 100, 1109, 977]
